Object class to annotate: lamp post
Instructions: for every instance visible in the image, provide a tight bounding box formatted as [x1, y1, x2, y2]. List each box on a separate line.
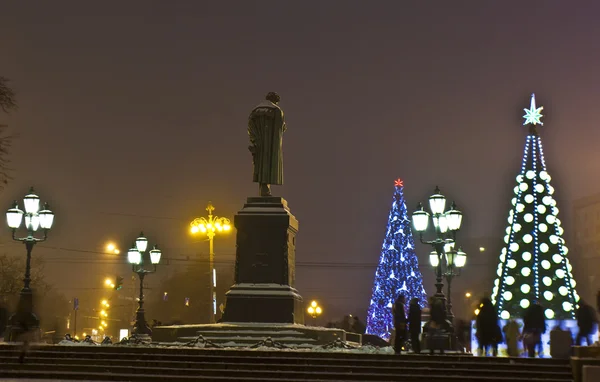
[4, 187, 55, 341]
[127, 232, 161, 339]
[411, 186, 464, 319]
[190, 202, 231, 324]
[306, 300, 322, 326]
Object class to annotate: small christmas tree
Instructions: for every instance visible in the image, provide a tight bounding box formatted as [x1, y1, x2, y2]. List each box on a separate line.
[366, 179, 428, 340]
[491, 94, 580, 320]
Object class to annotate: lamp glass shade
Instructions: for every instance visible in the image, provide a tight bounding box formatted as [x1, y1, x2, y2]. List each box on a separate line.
[429, 190, 446, 215]
[443, 241, 455, 254]
[38, 207, 54, 229]
[23, 190, 40, 214]
[128, 247, 141, 264]
[438, 214, 449, 233]
[455, 248, 467, 268]
[446, 206, 463, 231]
[25, 214, 40, 231]
[135, 233, 148, 253]
[429, 251, 440, 267]
[150, 246, 162, 264]
[446, 250, 455, 266]
[411, 208, 429, 232]
[6, 205, 23, 229]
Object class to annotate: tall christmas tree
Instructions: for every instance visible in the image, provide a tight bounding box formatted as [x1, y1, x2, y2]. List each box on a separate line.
[366, 179, 428, 341]
[491, 94, 579, 320]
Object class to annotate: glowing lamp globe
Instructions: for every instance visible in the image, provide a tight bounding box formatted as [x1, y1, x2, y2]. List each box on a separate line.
[445, 202, 463, 231]
[438, 214, 449, 234]
[135, 232, 148, 252]
[149, 246, 162, 265]
[38, 203, 55, 230]
[25, 214, 40, 231]
[411, 203, 429, 232]
[429, 251, 440, 267]
[445, 250, 455, 266]
[428, 187, 446, 215]
[6, 202, 24, 229]
[455, 247, 467, 268]
[23, 187, 40, 214]
[128, 246, 142, 265]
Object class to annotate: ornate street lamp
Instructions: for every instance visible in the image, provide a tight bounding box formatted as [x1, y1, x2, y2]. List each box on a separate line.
[127, 232, 161, 339]
[190, 202, 231, 323]
[412, 187, 463, 312]
[306, 300, 322, 326]
[4, 187, 54, 341]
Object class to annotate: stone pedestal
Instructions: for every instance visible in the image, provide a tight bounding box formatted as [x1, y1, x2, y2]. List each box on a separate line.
[223, 197, 304, 324]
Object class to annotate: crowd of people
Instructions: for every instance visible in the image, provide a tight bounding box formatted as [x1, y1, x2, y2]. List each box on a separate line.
[391, 292, 599, 357]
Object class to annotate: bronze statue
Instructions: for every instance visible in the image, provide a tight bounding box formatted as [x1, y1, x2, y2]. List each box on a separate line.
[248, 92, 286, 196]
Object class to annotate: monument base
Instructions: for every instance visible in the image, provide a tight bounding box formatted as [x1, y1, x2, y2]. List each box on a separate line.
[222, 196, 303, 325]
[223, 283, 304, 324]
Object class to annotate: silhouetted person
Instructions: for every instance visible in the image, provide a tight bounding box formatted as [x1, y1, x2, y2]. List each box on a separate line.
[455, 319, 472, 353]
[523, 300, 546, 357]
[576, 300, 597, 346]
[503, 319, 521, 357]
[393, 294, 407, 354]
[408, 298, 422, 354]
[428, 297, 448, 355]
[0, 302, 7, 340]
[476, 297, 502, 356]
[351, 316, 366, 334]
[18, 320, 31, 364]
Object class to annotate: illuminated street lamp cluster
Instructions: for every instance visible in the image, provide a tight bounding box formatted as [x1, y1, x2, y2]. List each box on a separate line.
[190, 202, 231, 323]
[127, 232, 162, 339]
[306, 300, 322, 325]
[4, 187, 55, 341]
[412, 187, 465, 321]
[98, 299, 110, 334]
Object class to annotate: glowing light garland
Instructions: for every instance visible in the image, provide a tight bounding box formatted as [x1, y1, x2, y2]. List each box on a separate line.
[365, 179, 428, 340]
[492, 94, 578, 319]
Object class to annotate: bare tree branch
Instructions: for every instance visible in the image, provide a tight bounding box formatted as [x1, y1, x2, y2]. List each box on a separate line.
[0, 77, 17, 113]
[0, 76, 17, 190]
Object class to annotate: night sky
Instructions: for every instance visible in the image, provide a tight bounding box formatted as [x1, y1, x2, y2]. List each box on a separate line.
[2, 1, 600, 321]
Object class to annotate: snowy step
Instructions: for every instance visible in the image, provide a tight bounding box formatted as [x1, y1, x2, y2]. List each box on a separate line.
[0, 345, 573, 382]
[195, 329, 307, 336]
[0, 361, 573, 382]
[0, 356, 574, 380]
[177, 335, 318, 344]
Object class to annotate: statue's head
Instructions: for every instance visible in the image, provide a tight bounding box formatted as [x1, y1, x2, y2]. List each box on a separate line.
[266, 92, 280, 104]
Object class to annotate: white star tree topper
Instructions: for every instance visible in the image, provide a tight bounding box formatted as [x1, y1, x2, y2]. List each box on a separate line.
[523, 93, 544, 126]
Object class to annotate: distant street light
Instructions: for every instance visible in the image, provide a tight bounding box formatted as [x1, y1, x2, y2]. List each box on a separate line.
[104, 278, 116, 289]
[106, 242, 120, 255]
[4, 187, 55, 342]
[127, 232, 161, 339]
[307, 300, 323, 325]
[190, 202, 231, 323]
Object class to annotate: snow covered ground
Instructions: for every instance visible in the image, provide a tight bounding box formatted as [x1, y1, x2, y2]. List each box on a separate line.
[0, 339, 395, 354]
